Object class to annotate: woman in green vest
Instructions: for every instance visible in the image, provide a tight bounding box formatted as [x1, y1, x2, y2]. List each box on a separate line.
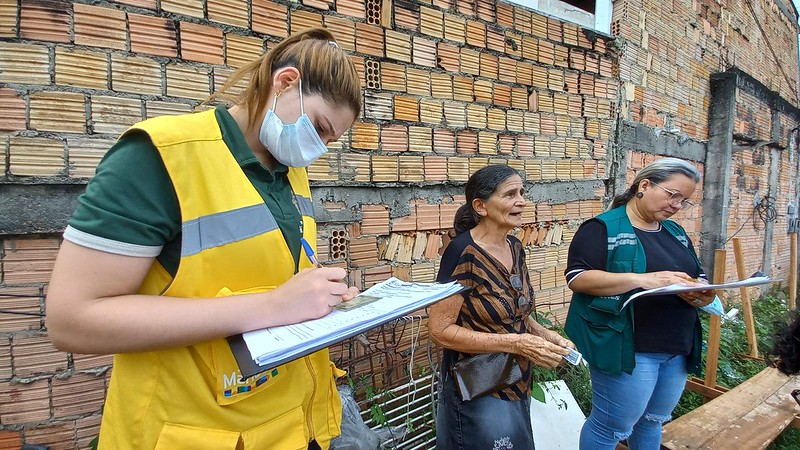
[46, 28, 361, 450]
[564, 158, 716, 450]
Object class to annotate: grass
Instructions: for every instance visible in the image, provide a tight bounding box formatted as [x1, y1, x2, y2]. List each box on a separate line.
[541, 286, 799, 450]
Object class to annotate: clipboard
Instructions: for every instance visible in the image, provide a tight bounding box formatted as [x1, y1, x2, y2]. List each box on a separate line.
[228, 282, 470, 379]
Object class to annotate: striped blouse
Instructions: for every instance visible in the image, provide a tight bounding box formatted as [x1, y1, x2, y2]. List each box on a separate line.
[436, 231, 535, 401]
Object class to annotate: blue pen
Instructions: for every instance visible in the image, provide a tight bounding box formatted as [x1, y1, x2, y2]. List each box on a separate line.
[300, 237, 323, 268]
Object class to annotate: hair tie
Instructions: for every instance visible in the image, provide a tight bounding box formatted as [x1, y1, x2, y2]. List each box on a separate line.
[328, 40, 339, 48]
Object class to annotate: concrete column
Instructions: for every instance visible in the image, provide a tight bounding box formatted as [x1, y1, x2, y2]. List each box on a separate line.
[762, 110, 782, 276]
[700, 72, 737, 275]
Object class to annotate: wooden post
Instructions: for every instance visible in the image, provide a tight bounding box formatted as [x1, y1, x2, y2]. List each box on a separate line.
[790, 233, 797, 311]
[704, 249, 726, 396]
[733, 238, 759, 358]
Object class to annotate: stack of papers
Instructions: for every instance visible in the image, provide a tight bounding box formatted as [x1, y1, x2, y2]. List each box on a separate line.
[621, 276, 772, 309]
[235, 277, 465, 375]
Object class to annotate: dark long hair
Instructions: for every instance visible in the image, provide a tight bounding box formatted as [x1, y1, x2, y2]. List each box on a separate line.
[766, 310, 800, 375]
[453, 164, 521, 235]
[609, 157, 702, 210]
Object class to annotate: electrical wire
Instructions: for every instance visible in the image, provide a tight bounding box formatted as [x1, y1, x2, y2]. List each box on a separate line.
[755, 195, 777, 227]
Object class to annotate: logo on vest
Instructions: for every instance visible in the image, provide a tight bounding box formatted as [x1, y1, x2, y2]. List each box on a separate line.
[223, 368, 280, 397]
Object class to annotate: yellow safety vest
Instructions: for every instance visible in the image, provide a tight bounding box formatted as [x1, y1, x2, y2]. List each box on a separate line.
[98, 109, 343, 450]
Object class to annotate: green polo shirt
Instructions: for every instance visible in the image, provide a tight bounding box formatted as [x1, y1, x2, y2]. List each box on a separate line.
[66, 106, 302, 276]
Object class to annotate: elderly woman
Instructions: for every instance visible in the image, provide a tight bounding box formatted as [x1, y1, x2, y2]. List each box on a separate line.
[565, 157, 716, 450]
[429, 164, 572, 449]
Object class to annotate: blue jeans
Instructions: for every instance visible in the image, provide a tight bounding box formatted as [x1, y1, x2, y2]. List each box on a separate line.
[580, 353, 688, 450]
[436, 372, 535, 449]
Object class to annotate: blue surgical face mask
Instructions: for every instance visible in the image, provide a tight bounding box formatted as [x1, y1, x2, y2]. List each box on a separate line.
[258, 78, 328, 167]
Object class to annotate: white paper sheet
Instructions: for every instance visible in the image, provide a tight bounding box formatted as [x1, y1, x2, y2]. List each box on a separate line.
[621, 276, 772, 309]
[242, 277, 464, 368]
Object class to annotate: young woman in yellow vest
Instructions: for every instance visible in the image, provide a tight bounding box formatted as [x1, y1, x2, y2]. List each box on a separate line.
[46, 28, 361, 450]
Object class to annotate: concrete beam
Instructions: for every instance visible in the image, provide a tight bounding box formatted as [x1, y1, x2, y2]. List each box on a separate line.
[617, 121, 706, 162]
[1, 179, 604, 235]
[311, 179, 604, 223]
[0, 183, 85, 235]
[700, 72, 737, 275]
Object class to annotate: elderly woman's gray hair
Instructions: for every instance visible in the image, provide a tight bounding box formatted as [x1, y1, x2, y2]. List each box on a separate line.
[609, 158, 702, 210]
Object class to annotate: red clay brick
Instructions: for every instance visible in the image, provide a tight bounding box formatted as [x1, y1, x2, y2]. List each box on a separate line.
[0, 378, 50, 424]
[161, 0, 202, 18]
[0, 2, 17, 37]
[361, 205, 390, 235]
[29, 91, 85, 133]
[0, 431, 21, 450]
[12, 334, 67, 377]
[412, 36, 436, 68]
[52, 373, 106, 418]
[20, 0, 70, 43]
[179, 22, 223, 65]
[399, 154, 425, 182]
[409, 126, 433, 153]
[76, 415, 102, 450]
[208, 0, 248, 28]
[253, 0, 288, 36]
[226, 34, 263, 69]
[8, 136, 65, 177]
[73, 3, 127, 50]
[2, 239, 60, 285]
[0, 88, 25, 132]
[337, 0, 366, 19]
[129, 14, 177, 57]
[111, 54, 162, 96]
[22, 422, 76, 450]
[371, 155, 399, 182]
[55, 47, 108, 90]
[111, 0, 157, 8]
[0, 338, 10, 380]
[324, 16, 355, 52]
[0, 287, 41, 333]
[356, 22, 384, 57]
[0, 42, 50, 85]
[290, 9, 323, 35]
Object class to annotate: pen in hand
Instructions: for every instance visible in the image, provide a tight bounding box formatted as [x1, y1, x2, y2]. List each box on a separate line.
[300, 237, 323, 268]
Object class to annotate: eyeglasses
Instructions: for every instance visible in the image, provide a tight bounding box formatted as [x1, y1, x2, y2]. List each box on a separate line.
[510, 274, 531, 310]
[651, 182, 696, 210]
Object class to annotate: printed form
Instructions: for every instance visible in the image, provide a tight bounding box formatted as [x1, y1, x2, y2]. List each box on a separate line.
[242, 277, 464, 368]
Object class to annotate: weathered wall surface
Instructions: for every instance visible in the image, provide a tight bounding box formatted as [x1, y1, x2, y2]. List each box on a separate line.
[1, 0, 799, 448]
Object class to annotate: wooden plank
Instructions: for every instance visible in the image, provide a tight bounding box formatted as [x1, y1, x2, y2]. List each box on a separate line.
[662, 368, 800, 450]
[684, 377, 728, 399]
[699, 375, 799, 449]
[733, 238, 759, 358]
[704, 249, 726, 392]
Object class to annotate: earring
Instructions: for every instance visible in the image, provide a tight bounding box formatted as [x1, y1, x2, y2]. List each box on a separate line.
[635, 192, 643, 199]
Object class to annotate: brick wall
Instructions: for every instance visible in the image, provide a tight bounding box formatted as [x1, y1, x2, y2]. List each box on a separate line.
[0, 0, 615, 447]
[612, 0, 800, 286]
[613, 0, 800, 140]
[1, 0, 799, 448]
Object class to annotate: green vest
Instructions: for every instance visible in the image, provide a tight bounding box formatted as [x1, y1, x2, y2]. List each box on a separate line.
[564, 206, 703, 375]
